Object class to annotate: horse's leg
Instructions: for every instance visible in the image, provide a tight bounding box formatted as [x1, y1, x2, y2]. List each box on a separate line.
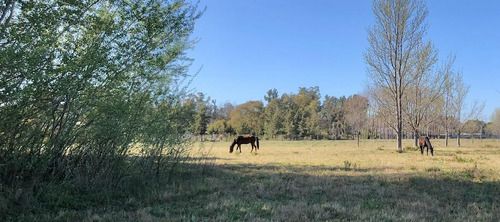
[238, 144, 241, 153]
[426, 146, 429, 156]
[420, 145, 424, 155]
[250, 142, 255, 152]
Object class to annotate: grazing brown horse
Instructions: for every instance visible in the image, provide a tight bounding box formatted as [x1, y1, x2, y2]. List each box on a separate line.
[229, 135, 259, 153]
[418, 136, 434, 156]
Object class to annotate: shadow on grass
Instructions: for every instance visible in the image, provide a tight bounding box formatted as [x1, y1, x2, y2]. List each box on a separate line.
[157, 162, 500, 221]
[5, 160, 500, 221]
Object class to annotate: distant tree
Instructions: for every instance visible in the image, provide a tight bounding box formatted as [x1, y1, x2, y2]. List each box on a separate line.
[296, 87, 321, 139]
[207, 119, 227, 135]
[439, 55, 457, 146]
[216, 102, 235, 121]
[484, 122, 496, 139]
[365, 0, 429, 152]
[366, 100, 380, 139]
[194, 104, 209, 139]
[320, 95, 346, 139]
[319, 96, 335, 139]
[209, 99, 218, 123]
[449, 71, 485, 147]
[463, 119, 485, 142]
[264, 88, 279, 103]
[188, 92, 212, 141]
[263, 91, 283, 139]
[344, 94, 369, 147]
[281, 93, 301, 140]
[229, 101, 264, 135]
[490, 108, 500, 139]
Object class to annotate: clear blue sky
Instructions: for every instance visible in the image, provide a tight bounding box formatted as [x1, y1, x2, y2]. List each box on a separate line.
[187, 0, 500, 121]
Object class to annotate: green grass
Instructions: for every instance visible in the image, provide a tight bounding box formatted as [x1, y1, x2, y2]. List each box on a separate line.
[5, 139, 500, 221]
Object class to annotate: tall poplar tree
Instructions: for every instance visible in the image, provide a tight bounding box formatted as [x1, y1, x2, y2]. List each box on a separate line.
[365, 0, 429, 152]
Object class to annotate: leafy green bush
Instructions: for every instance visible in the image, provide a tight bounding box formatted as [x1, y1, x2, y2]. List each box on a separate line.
[0, 0, 203, 219]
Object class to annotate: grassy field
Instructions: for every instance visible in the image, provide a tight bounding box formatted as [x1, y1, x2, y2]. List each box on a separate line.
[17, 139, 500, 221]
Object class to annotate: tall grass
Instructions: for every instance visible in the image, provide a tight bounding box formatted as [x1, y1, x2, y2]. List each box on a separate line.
[3, 139, 500, 221]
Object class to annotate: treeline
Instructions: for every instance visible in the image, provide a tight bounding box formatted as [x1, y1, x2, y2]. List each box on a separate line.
[187, 87, 498, 142]
[188, 87, 371, 140]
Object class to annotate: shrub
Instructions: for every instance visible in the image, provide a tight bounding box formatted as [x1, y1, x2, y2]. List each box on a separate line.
[0, 0, 203, 219]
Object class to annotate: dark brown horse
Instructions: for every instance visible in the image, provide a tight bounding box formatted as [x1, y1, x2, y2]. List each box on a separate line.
[418, 136, 434, 156]
[229, 135, 259, 153]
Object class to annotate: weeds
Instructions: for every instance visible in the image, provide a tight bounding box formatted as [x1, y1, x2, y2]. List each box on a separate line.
[405, 146, 419, 151]
[454, 156, 474, 163]
[461, 164, 485, 182]
[343, 160, 359, 171]
[4, 139, 500, 221]
[425, 167, 441, 172]
[481, 144, 498, 148]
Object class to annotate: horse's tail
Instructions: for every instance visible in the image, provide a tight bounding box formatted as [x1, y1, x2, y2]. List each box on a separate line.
[256, 136, 259, 149]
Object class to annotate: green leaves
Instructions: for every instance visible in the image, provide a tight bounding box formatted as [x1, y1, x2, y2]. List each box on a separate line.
[0, 0, 202, 194]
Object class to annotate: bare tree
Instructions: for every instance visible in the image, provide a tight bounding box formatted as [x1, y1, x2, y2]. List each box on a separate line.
[344, 94, 369, 147]
[365, 0, 429, 152]
[403, 41, 441, 147]
[491, 108, 500, 139]
[440, 55, 456, 147]
[463, 119, 485, 143]
[451, 71, 485, 147]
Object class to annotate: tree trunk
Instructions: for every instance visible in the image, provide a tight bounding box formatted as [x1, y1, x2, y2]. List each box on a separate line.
[457, 130, 461, 147]
[397, 131, 402, 152]
[357, 132, 360, 148]
[413, 129, 419, 147]
[397, 92, 403, 153]
[445, 131, 449, 147]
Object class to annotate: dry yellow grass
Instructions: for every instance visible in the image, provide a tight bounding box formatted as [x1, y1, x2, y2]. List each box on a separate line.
[196, 139, 500, 182]
[28, 139, 500, 221]
[165, 138, 500, 221]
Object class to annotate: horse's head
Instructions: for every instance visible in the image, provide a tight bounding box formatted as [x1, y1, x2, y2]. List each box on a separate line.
[229, 140, 236, 153]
